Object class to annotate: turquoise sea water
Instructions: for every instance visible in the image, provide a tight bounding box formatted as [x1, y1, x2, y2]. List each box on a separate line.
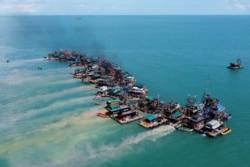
[0, 15, 250, 167]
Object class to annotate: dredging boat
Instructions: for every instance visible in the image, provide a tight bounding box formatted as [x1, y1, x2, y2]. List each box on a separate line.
[105, 99, 143, 124]
[139, 114, 167, 128]
[111, 109, 143, 124]
[204, 119, 224, 138]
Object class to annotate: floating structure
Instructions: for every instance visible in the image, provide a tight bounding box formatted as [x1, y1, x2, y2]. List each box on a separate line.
[203, 119, 224, 137]
[105, 99, 143, 124]
[47, 50, 232, 138]
[111, 109, 143, 124]
[139, 114, 167, 128]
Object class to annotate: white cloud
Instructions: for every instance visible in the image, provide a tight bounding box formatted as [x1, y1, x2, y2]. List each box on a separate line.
[1, 4, 37, 13]
[234, 3, 247, 11]
[78, 4, 101, 14]
[222, 0, 249, 12]
[78, 3, 129, 14]
[111, 5, 129, 12]
[0, 0, 45, 14]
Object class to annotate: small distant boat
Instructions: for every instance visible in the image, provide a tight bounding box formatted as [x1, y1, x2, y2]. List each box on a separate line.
[221, 127, 231, 135]
[97, 112, 109, 118]
[227, 58, 243, 70]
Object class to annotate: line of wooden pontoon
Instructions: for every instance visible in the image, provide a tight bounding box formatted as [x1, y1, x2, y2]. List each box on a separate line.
[47, 50, 232, 138]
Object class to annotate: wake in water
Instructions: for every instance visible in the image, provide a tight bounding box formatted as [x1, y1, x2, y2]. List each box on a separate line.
[121, 125, 175, 144]
[59, 125, 175, 167]
[5, 124, 175, 167]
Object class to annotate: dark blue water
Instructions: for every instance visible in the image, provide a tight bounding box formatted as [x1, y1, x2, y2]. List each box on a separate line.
[0, 15, 250, 167]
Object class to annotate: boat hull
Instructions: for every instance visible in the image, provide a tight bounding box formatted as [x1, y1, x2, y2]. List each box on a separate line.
[221, 128, 231, 135]
[227, 66, 243, 70]
[114, 115, 144, 124]
[97, 112, 109, 118]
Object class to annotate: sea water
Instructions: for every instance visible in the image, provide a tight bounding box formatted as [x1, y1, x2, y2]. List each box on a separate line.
[0, 15, 250, 167]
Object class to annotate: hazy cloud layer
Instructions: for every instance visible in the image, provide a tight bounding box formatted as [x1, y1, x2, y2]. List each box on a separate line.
[0, 0, 249, 15]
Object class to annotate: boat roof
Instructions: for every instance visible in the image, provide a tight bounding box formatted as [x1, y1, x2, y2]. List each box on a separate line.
[146, 115, 157, 121]
[135, 83, 144, 88]
[107, 99, 120, 103]
[146, 96, 154, 101]
[217, 104, 225, 112]
[190, 115, 204, 123]
[110, 86, 121, 90]
[98, 86, 108, 92]
[173, 111, 182, 118]
[205, 119, 223, 129]
[75, 68, 85, 72]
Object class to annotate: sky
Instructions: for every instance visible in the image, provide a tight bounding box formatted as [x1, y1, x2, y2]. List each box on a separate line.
[0, 0, 250, 15]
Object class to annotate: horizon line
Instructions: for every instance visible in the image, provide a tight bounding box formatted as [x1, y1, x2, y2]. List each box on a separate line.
[0, 14, 250, 16]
